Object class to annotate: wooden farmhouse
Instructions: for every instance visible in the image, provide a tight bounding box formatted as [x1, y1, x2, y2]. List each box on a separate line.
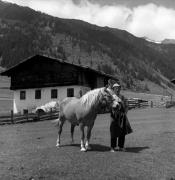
[1, 55, 117, 114]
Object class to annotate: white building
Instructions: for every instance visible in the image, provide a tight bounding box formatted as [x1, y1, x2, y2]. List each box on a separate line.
[1, 55, 117, 114]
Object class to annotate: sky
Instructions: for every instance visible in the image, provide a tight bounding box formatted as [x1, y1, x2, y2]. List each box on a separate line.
[3, 0, 175, 41]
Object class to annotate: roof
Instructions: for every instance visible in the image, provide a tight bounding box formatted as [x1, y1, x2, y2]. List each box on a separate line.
[1, 54, 118, 80]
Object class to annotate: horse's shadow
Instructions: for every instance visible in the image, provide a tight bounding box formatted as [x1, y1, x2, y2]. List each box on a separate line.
[62, 143, 149, 153]
[63, 143, 110, 152]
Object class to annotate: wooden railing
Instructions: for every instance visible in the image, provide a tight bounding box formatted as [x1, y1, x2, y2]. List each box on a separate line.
[0, 110, 59, 125]
[99, 98, 150, 114]
[128, 98, 149, 109]
[0, 98, 150, 125]
[165, 101, 175, 108]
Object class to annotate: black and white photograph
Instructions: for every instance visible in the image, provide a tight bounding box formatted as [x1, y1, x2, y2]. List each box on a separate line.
[0, 0, 175, 179]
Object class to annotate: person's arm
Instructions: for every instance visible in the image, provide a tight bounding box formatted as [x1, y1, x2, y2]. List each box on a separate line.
[124, 98, 129, 113]
[120, 95, 128, 114]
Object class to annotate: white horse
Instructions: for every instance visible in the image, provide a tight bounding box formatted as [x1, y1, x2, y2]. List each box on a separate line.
[55, 87, 121, 152]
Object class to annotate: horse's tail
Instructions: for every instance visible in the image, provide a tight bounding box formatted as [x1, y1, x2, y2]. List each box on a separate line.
[52, 118, 60, 127]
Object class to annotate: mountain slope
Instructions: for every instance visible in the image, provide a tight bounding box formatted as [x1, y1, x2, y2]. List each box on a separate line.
[0, 0, 175, 92]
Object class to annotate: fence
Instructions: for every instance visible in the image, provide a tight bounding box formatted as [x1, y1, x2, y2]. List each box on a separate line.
[99, 98, 150, 114]
[165, 101, 175, 108]
[0, 98, 150, 125]
[128, 98, 149, 110]
[0, 110, 59, 125]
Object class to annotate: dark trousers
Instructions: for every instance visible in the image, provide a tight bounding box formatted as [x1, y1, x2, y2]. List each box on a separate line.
[111, 135, 125, 148]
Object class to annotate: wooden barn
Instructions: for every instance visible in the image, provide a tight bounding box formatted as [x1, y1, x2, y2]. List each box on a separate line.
[1, 55, 117, 114]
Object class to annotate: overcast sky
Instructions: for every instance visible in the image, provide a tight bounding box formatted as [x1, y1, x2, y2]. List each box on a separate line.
[3, 0, 175, 41]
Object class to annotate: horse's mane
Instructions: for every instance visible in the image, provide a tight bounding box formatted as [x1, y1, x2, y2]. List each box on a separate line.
[80, 88, 103, 108]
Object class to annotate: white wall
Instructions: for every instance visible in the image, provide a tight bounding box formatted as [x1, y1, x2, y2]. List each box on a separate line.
[13, 85, 90, 114]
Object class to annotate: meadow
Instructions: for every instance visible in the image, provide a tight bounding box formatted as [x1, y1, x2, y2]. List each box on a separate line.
[0, 108, 175, 180]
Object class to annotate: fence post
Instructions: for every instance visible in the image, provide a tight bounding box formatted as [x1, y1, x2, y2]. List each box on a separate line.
[50, 109, 52, 120]
[151, 101, 153, 108]
[37, 111, 40, 121]
[26, 110, 28, 121]
[138, 101, 140, 108]
[11, 110, 14, 124]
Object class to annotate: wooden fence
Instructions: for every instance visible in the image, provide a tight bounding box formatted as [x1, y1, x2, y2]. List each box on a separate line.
[165, 101, 175, 108]
[0, 98, 150, 125]
[0, 110, 59, 125]
[128, 98, 149, 110]
[98, 98, 149, 114]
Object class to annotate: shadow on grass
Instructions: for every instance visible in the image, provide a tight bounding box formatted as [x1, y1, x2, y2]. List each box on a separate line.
[125, 146, 149, 153]
[62, 143, 110, 152]
[90, 144, 111, 152]
[61, 144, 149, 153]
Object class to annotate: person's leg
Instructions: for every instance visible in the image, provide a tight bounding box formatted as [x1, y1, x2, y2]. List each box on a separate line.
[110, 121, 117, 152]
[110, 137, 117, 152]
[118, 135, 125, 151]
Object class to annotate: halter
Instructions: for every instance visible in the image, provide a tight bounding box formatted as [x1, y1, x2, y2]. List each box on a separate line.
[98, 88, 116, 109]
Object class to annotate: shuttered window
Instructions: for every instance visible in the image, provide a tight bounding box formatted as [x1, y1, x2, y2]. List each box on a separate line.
[67, 88, 74, 97]
[35, 90, 41, 99]
[51, 89, 58, 99]
[20, 91, 26, 100]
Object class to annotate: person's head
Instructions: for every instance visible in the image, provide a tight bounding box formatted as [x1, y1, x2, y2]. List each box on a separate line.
[112, 83, 121, 95]
[108, 79, 117, 89]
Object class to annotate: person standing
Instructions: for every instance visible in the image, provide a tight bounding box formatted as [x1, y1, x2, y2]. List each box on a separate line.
[110, 82, 133, 152]
[107, 79, 117, 94]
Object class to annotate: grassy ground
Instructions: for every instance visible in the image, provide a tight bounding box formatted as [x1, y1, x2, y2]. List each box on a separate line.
[0, 108, 175, 180]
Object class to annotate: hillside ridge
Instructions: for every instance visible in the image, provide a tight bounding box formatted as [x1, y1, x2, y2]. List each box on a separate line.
[0, 0, 175, 94]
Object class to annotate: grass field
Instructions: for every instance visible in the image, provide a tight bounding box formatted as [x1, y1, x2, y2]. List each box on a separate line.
[0, 108, 175, 180]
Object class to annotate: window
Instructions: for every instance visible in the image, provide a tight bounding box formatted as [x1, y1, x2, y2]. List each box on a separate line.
[20, 91, 26, 100]
[67, 88, 74, 97]
[35, 90, 41, 99]
[51, 89, 58, 99]
[23, 109, 28, 115]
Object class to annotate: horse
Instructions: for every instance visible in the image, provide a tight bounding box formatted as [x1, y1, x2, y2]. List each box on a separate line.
[55, 86, 121, 152]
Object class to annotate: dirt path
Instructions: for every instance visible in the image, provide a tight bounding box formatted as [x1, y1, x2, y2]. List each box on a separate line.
[0, 108, 175, 180]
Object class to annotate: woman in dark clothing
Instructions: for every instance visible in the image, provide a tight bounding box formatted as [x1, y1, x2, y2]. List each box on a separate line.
[110, 83, 133, 152]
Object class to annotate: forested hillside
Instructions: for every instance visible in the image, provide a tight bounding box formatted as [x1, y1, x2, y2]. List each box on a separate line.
[0, 0, 175, 92]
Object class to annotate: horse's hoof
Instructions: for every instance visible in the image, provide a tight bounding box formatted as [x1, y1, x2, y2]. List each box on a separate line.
[56, 144, 60, 148]
[80, 147, 87, 152]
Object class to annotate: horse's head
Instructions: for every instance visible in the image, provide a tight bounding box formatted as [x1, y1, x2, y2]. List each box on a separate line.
[99, 87, 121, 109]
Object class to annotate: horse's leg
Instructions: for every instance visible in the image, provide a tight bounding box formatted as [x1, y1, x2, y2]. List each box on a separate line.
[70, 124, 76, 144]
[56, 118, 65, 148]
[85, 125, 93, 150]
[80, 123, 86, 152]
